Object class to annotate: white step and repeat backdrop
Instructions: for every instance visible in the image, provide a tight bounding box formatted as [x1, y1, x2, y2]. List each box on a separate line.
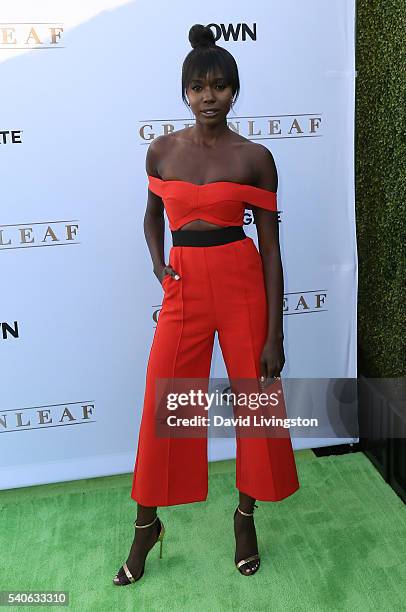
[0, 0, 357, 489]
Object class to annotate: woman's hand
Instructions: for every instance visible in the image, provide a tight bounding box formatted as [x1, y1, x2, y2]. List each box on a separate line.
[259, 336, 285, 381]
[157, 265, 181, 286]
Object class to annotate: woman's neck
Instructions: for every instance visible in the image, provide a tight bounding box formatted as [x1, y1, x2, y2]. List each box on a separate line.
[190, 120, 231, 147]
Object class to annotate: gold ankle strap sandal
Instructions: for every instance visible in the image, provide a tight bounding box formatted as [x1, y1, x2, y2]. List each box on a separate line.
[113, 515, 165, 586]
[234, 504, 260, 576]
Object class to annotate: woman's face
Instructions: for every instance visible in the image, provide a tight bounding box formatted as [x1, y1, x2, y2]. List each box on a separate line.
[186, 71, 233, 123]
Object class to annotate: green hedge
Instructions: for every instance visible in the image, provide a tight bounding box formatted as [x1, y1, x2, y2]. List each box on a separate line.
[355, 0, 405, 377]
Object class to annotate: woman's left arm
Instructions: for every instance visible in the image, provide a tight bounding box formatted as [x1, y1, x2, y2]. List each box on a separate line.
[251, 146, 285, 379]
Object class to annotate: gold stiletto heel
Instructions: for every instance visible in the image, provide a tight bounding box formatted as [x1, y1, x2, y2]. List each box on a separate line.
[112, 515, 166, 586]
[158, 522, 165, 559]
[234, 504, 260, 576]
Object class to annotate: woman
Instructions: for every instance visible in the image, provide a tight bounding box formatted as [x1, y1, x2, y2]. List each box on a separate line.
[113, 23, 300, 585]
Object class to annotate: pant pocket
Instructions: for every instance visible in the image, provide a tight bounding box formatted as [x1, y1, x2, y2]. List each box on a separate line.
[162, 273, 171, 289]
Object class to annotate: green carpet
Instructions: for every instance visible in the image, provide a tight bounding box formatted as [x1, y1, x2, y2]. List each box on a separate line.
[0, 451, 405, 611]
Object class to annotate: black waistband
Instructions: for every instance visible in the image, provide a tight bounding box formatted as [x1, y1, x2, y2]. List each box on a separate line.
[171, 225, 246, 247]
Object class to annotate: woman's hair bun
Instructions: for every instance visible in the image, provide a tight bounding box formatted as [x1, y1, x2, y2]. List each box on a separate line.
[188, 24, 216, 49]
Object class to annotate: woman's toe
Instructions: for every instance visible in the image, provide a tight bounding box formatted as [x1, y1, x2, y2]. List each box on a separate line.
[113, 569, 127, 585]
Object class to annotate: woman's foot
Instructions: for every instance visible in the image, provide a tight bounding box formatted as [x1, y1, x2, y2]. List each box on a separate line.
[113, 516, 162, 586]
[233, 505, 260, 575]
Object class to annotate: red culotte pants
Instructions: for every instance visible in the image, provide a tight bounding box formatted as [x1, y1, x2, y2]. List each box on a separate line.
[131, 236, 300, 506]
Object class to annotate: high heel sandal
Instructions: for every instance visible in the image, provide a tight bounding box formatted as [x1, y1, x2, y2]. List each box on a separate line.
[112, 515, 165, 586]
[234, 504, 260, 576]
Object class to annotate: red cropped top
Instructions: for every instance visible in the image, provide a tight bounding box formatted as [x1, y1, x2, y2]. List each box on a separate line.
[147, 175, 277, 231]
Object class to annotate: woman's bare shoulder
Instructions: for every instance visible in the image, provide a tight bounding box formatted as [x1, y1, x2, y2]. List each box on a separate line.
[146, 134, 172, 176]
[244, 141, 278, 191]
[146, 130, 192, 176]
[227, 136, 277, 190]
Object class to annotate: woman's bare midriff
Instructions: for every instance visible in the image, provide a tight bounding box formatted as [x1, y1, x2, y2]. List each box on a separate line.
[178, 219, 224, 231]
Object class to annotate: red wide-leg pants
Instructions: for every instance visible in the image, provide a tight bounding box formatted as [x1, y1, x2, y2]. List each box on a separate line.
[131, 236, 300, 506]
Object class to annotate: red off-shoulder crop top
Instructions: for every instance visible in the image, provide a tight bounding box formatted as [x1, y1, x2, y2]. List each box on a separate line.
[147, 176, 277, 231]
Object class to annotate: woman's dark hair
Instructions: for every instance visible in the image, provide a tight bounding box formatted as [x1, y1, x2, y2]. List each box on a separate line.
[181, 24, 240, 108]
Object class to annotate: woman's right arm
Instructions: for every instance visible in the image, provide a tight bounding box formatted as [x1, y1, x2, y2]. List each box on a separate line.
[144, 137, 167, 284]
